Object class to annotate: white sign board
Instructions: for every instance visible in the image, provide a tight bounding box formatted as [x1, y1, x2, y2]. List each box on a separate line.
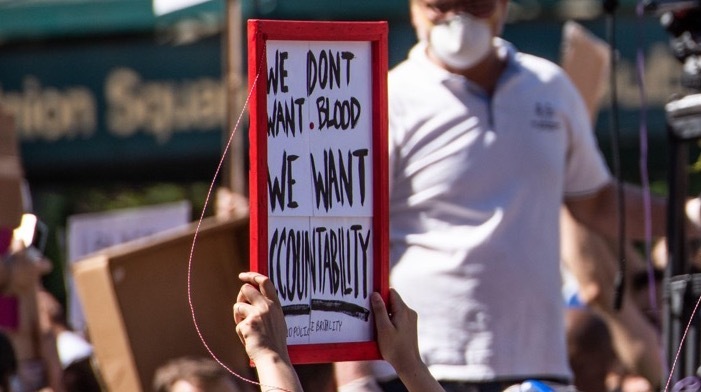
[67, 201, 191, 333]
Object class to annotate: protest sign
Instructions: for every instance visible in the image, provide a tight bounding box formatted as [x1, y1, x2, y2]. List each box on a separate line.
[248, 19, 388, 364]
[67, 201, 191, 333]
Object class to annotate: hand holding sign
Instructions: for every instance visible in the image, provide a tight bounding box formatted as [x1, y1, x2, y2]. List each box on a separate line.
[371, 290, 445, 392]
[234, 272, 303, 392]
[234, 272, 289, 364]
[234, 273, 445, 392]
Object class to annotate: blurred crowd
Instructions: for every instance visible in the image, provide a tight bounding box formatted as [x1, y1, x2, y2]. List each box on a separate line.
[0, 0, 694, 390]
[0, 189, 676, 392]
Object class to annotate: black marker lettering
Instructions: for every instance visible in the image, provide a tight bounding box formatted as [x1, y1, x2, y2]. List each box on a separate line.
[341, 51, 355, 85]
[267, 151, 300, 212]
[267, 97, 305, 137]
[269, 224, 373, 319]
[285, 153, 299, 209]
[316, 96, 361, 131]
[268, 228, 280, 298]
[358, 227, 371, 298]
[318, 50, 329, 90]
[350, 225, 362, 298]
[310, 148, 368, 211]
[306, 50, 317, 96]
[285, 227, 299, 300]
[307, 49, 355, 95]
[267, 50, 289, 95]
[352, 149, 368, 206]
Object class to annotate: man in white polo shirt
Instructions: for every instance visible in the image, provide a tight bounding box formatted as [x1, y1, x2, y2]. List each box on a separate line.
[336, 0, 688, 391]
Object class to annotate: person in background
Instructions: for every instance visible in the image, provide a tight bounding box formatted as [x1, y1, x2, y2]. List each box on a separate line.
[561, 210, 662, 391]
[233, 272, 446, 392]
[0, 331, 18, 392]
[557, 17, 661, 391]
[153, 356, 244, 392]
[215, 188, 249, 220]
[0, 240, 64, 392]
[564, 307, 616, 392]
[334, 0, 701, 390]
[35, 290, 101, 392]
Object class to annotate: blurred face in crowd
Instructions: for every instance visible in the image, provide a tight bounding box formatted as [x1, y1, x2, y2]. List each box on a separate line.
[170, 378, 240, 392]
[410, 0, 508, 70]
[153, 357, 242, 392]
[410, 0, 506, 39]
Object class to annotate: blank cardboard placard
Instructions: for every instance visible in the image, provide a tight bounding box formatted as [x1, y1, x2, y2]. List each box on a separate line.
[248, 19, 389, 364]
[560, 20, 611, 121]
[72, 216, 257, 392]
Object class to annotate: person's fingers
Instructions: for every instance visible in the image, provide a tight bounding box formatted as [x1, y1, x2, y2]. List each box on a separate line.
[388, 289, 410, 318]
[237, 283, 257, 304]
[233, 302, 252, 347]
[239, 271, 265, 285]
[233, 302, 244, 324]
[388, 289, 404, 314]
[371, 292, 394, 333]
[233, 302, 255, 324]
[235, 322, 247, 346]
[255, 274, 281, 305]
[238, 272, 281, 306]
[387, 289, 417, 326]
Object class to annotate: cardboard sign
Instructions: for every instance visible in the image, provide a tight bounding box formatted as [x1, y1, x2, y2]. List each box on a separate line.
[72, 216, 256, 392]
[0, 107, 24, 232]
[247, 19, 388, 364]
[560, 20, 610, 122]
[66, 201, 192, 334]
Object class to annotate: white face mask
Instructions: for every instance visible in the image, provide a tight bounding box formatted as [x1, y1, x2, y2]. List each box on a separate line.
[429, 13, 493, 70]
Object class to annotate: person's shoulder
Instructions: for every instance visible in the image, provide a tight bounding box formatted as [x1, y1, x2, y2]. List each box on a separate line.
[389, 56, 422, 86]
[515, 51, 565, 81]
[495, 40, 559, 78]
[388, 44, 437, 86]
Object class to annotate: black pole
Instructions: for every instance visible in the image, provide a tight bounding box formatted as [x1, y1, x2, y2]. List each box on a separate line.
[602, 0, 628, 311]
[663, 93, 701, 385]
[665, 123, 690, 383]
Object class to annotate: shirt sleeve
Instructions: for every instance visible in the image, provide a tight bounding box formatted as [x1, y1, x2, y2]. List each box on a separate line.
[561, 71, 612, 197]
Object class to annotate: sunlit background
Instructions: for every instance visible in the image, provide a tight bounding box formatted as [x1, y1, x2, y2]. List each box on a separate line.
[0, 0, 693, 309]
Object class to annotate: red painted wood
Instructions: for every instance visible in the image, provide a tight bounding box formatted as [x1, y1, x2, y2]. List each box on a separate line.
[247, 19, 388, 364]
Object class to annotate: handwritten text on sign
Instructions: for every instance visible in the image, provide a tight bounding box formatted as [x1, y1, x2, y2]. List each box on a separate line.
[266, 40, 373, 345]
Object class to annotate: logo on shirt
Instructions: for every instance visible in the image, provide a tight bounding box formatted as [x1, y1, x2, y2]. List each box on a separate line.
[531, 102, 560, 131]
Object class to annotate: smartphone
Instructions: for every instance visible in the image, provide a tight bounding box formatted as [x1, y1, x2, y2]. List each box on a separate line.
[13, 213, 48, 254]
[0, 214, 49, 331]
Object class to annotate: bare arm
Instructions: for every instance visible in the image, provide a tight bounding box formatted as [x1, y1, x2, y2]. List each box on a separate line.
[565, 182, 668, 241]
[234, 272, 303, 392]
[561, 209, 662, 387]
[234, 272, 444, 392]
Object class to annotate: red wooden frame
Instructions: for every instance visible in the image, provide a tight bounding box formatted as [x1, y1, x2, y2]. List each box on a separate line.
[247, 19, 389, 364]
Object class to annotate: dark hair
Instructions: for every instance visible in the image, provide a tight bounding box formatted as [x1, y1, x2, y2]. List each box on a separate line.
[152, 357, 237, 392]
[0, 331, 17, 392]
[631, 268, 664, 292]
